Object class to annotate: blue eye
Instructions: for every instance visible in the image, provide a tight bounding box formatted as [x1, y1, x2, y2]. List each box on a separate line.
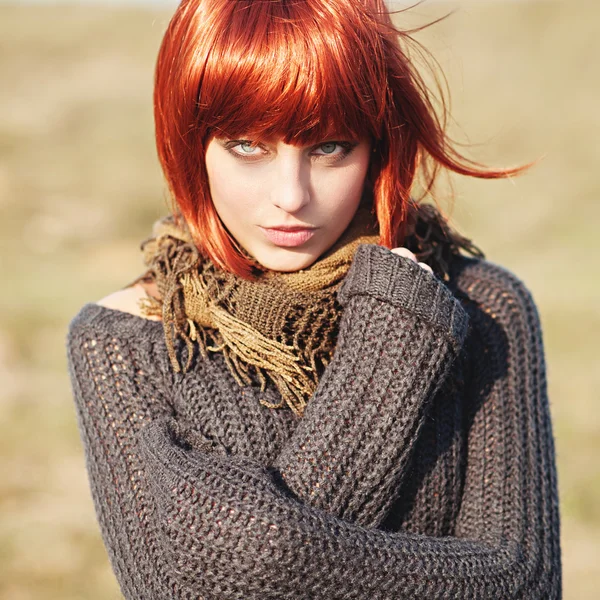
[222, 139, 266, 161]
[319, 142, 337, 155]
[313, 141, 356, 162]
[223, 138, 356, 163]
[238, 141, 260, 154]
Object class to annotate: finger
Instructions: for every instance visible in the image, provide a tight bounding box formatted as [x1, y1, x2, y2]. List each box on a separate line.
[390, 247, 417, 261]
[418, 262, 433, 274]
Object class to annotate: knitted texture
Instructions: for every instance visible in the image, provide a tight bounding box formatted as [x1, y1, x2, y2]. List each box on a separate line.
[136, 206, 378, 417]
[66, 245, 562, 599]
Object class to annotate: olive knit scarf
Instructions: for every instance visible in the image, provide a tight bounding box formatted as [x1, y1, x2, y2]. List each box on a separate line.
[137, 208, 378, 416]
[136, 203, 482, 417]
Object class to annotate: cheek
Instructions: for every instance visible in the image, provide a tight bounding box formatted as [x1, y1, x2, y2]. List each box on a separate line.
[315, 160, 369, 214]
[206, 160, 260, 218]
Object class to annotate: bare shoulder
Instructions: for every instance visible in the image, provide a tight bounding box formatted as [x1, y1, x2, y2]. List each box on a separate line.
[96, 281, 161, 321]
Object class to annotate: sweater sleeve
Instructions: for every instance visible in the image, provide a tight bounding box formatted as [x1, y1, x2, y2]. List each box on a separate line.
[134, 254, 561, 600]
[272, 244, 470, 528]
[67, 250, 561, 599]
[66, 306, 185, 600]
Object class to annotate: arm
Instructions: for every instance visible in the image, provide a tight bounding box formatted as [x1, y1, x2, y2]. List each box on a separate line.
[68, 254, 561, 599]
[68, 245, 467, 598]
[66, 306, 196, 600]
[136, 255, 561, 599]
[273, 244, 470, 528]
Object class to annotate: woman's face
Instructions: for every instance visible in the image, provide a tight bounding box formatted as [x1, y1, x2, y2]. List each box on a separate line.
[204, 134, 372, 272]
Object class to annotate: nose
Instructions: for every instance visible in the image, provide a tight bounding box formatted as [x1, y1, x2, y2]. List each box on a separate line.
[270, 155, 311, 214]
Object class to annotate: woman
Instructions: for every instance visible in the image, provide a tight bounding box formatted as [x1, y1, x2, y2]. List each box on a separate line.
[66, 0, 562, 598]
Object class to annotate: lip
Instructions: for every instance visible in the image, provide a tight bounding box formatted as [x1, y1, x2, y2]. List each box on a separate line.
[259, 226, 317, 248]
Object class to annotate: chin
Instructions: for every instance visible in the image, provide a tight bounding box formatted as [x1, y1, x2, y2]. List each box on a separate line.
[254, 249, 319, 273]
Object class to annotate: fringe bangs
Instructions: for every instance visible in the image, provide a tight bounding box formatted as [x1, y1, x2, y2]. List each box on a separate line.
[197, 0, 386, 144]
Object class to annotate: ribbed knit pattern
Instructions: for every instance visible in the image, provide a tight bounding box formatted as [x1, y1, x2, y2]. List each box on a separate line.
[66, 244, 561, 599]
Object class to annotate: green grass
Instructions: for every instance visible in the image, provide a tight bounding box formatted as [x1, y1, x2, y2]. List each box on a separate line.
[0, 2, 598, 598]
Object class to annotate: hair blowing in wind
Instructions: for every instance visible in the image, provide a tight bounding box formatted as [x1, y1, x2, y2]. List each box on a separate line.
[153, 0, 532, 278]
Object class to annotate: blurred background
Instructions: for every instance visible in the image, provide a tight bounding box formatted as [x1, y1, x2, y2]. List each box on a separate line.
[0, 0, 598, 598]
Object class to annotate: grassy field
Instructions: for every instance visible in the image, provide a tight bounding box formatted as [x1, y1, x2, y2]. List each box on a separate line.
[0, 2, 598, 598]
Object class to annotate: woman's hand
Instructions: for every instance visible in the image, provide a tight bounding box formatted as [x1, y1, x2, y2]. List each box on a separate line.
[391, 247, 433, 274]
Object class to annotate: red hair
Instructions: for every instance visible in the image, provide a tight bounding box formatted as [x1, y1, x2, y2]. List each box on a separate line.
[154, 0, 532, 278]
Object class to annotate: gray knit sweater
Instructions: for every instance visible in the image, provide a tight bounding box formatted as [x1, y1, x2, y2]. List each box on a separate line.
[66, 244, 561, 599]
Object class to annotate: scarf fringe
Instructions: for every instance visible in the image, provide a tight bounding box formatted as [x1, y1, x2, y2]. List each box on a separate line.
[139, 248, 322, 417]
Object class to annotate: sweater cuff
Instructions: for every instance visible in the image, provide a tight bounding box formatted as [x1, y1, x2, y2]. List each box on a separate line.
[339, 244, 469, 346]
